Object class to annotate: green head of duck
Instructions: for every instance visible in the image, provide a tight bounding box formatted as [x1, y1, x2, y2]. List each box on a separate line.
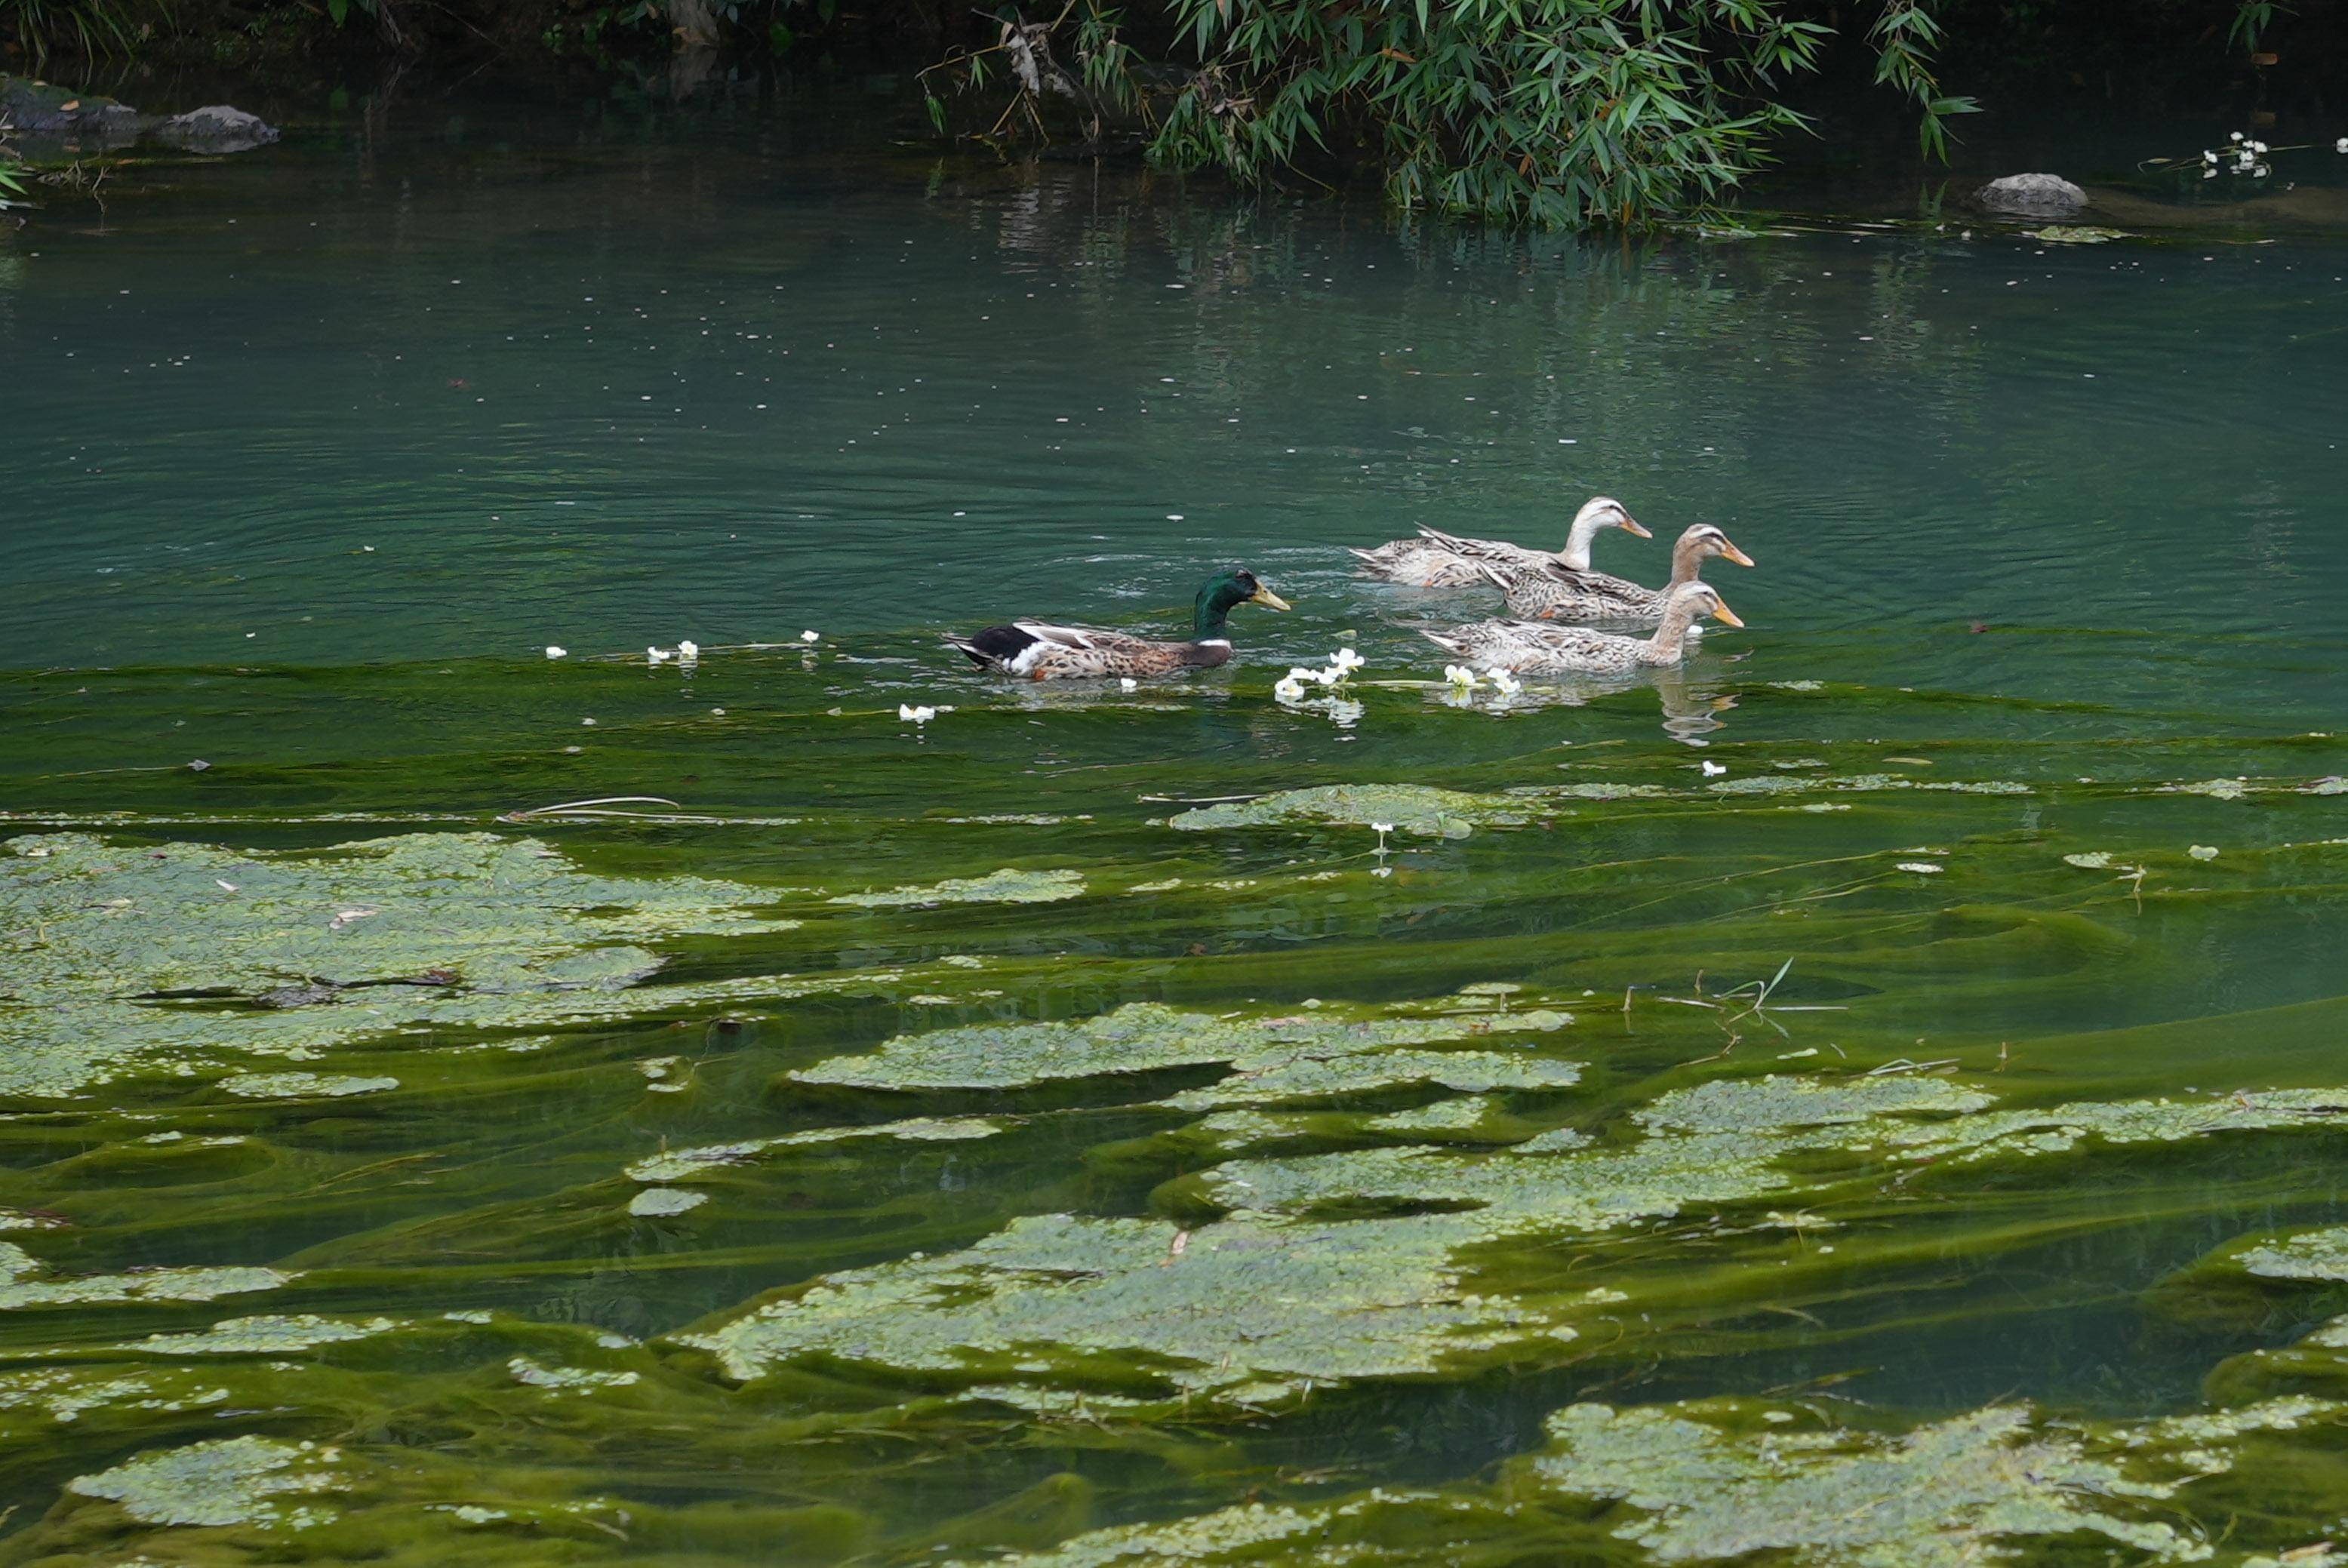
[1193, 569, 1293, 641]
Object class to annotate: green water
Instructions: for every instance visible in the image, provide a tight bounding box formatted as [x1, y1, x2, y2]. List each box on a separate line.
[7, 88, 2348, 1564]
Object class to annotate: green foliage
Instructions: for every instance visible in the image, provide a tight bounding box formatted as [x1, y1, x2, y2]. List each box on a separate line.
[922, 0, 1977, 228]
[0, 0, 138, 65]
[2230, 0, 2282, 51]
[0, 105, 23, 207]
[1148, 0, 1833, 226]
[1867, 1, 1978, 158]
[922, 0, 1137, 146]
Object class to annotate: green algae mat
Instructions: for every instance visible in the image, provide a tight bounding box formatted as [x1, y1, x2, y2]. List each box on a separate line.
[4, 632, 2348, 1566]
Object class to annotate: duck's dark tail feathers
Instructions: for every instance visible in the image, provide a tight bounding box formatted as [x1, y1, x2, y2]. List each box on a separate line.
[946, 624, 1038, 670]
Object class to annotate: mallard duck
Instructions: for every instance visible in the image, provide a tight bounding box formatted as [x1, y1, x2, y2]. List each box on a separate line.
[1350, 497, 1649, 586]
[1479, 524, 1753, 623]
[948, 568, 1291, 681]
[1423, 581, 1742, 675]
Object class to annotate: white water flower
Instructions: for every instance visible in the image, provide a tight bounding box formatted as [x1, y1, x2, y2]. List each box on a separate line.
[1442, 664, 1482, 690]
[1328, 647, 1365, 677]
[800, 629, 820, 644]
[1371, 821, 1395, 834]
[2189, 844, 2220, 860]
[2231, 130, 2245, 141]
[2251, 140, 2270, 154]
[1488, 669, 1522, 697]
[545, 646, 567, 659]
[2203, 149, 2219, 166]
[1119, 677, 1138, 691]
[1701, 760, 1728, 777]
[2337, 137, 2347, 154]
[648, 646, 674, 665]
[1283, 665, 1334, 693]
[1272, 675, 1309, 703]
[677, 640, 700, 665]
[898, 704, 936, 724]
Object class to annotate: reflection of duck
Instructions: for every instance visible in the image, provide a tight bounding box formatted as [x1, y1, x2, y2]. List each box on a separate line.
[948, 569, 1290, 681]
[1651, 669, 1739, 744]
[1479, 524, 1753, 623]
[1423, 582, 1740, 675]
[1350, 497, 1648, 586]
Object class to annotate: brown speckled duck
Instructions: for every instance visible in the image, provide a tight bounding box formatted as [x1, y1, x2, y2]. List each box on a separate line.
[1350, 497, 1648, 586]
[1478, 524, 1753, 623]
[1423, 581, 1742, 675]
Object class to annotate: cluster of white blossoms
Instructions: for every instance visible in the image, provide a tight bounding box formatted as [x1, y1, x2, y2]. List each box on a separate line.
[1274, 647, 1365, 703]
[1442, 663, 1521, 699]
[898, 703, 938, 724]
[2205, 131, 2272, 178]
[648, 640, 701, 667]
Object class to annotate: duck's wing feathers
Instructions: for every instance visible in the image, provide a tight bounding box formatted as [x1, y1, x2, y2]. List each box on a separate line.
[1541, 564, 1647, 598]
[1011, 620, 1113, 650]
[1473, 560, 1614, 622]
[1426, 617, 1638, 673]
[1355, 538, 1493, 586]
[1414, 525, 1544, 567]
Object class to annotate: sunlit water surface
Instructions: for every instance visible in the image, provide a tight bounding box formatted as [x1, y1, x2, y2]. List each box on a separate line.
[5, 86, 2348, 1566]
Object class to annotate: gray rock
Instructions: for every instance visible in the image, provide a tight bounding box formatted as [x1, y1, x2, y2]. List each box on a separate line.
[156, 106, 281, 154]
[0, 77, 143, 140]
[2, 77, 278, 155]
[1977, 173, 2088, 217]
